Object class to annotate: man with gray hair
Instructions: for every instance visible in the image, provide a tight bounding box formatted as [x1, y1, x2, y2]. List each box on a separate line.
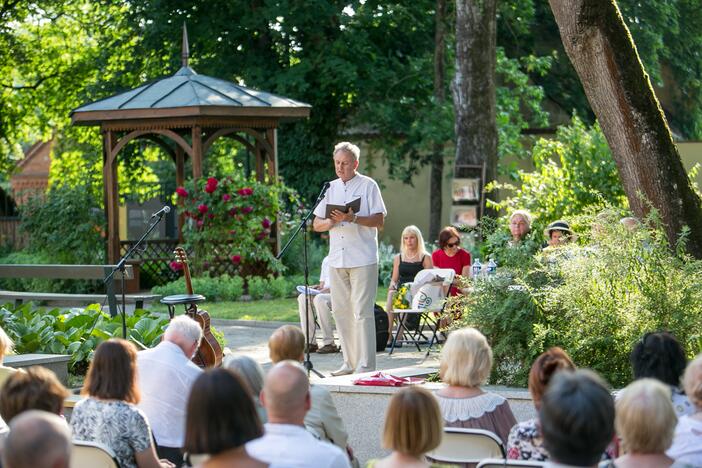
[2, 410, 71, 468]
[137, 315, 203, 467]
[246, 361, 351, 468]
[313, 142, 386, 376]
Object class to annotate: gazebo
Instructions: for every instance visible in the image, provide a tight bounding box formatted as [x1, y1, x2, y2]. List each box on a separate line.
[71, 26, 311, 267]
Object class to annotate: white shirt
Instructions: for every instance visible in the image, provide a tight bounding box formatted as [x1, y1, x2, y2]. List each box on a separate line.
[320, 256, 330, 285]
[246, 423, 351, 468]
[136, 341, 202, 448]
[667, 414, 702, 465]
[314, 173, 387, 268]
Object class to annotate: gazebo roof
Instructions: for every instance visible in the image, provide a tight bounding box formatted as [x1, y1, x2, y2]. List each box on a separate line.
[71, 26, 310, 126]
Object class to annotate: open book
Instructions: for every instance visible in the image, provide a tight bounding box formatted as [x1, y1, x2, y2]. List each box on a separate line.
[296, 285, 322, 296]
[324, 197, 361, 219]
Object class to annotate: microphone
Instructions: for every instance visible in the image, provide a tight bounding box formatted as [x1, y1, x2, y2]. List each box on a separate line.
[150, 206, 171, 219]
[319, 181, 331, 198]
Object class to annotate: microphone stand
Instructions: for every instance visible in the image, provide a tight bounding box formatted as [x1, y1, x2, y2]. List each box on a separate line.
[277, 183, 329, 379]
[105, 210, 168, 339]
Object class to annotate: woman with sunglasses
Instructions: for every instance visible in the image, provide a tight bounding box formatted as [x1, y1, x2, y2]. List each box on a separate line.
[431, 226, 471, 296]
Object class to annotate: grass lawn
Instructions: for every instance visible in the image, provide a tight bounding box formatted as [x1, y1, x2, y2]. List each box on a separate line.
[157, 286, 390, 322]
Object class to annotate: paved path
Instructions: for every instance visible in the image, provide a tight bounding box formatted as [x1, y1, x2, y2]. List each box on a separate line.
[213, 319, 441, 380]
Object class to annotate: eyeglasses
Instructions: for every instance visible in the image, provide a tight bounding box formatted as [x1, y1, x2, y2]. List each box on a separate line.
[446, 242, 460, 248]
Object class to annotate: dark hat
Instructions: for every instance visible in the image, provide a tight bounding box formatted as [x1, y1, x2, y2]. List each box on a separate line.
[544, 220, 574, 238]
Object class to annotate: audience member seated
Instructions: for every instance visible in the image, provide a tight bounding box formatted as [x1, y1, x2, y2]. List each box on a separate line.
[507, 347, 575, 461]
[297, 255, 338, 354]
[509, 210, 532, 245]
[0, 365, 69, 423]
[540, 369, 614, 468]
[668, 354, 702, 465]
[246, 361, 351, 468]
[2, 410, 71, 468]
[225, 354, 267, 423]
[268, 325, 351, 455]
[137, 315, 203, 468]
[434, 327, 516, 445]
[183, 368, 267, 468]
[70, 339, 173, 468]
[0, 326, 17, 390]
[543, 220, 576, 248]
[615, 379, 683, 468]
[368, 386, 444, 468]
[431, 226, 471, 296]
[631, 331, 693, 416]
[385, 225, 433, 345]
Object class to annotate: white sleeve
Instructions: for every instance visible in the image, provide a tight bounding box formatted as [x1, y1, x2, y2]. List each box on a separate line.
[367, 179, 387, 216]
[313, 188, 330, 219]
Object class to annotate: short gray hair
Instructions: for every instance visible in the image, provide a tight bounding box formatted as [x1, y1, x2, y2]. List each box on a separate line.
[333, 141, 360, 161]
[164, 315, 203, 346]
[2, 410, 71, 468]
[224, 355, 265, 396]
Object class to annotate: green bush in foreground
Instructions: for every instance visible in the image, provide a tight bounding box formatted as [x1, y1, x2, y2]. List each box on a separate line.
[451, 213, 702, 388]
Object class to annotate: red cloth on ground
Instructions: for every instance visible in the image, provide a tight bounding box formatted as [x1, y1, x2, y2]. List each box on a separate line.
[431, 248, 471, 295]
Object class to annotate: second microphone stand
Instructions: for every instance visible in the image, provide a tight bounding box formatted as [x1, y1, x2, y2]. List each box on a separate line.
[277, 183, 329, 378]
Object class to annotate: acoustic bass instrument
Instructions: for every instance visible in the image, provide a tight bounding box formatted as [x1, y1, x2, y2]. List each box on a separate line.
[173, 247, 223, 367]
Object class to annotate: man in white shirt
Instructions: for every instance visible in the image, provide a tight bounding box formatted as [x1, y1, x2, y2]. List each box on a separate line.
[297, 255, 338, 354]
[137, 315, 203, 467]
[313, 141, 386, 376]
[246, 361, 351, 468]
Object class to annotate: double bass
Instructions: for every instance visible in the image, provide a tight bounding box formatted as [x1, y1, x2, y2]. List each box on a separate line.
[173, 247, 223, 367]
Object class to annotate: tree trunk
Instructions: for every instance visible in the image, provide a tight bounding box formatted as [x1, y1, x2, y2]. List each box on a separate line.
[430, 0, 447, 242]
[452, 0, 498, 216]
[549, 0, 702, 257]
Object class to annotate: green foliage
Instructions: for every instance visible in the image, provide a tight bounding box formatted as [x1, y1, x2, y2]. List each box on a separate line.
[176, 173, 299, 275]
[152, 275, 245, 302]
[0, 303, 169, 373]
[19, 184, 105, 265]
[247, 276, 268, 300]
[488, 116, 628, 223]
[452, 213, 702, 387]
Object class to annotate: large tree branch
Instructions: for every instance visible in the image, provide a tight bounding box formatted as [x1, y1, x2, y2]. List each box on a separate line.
[0, 72, 60, 90]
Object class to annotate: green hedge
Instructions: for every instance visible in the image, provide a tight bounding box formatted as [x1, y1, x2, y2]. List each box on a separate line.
[152, 274, 305, 302]
[452, 212, 702, 388]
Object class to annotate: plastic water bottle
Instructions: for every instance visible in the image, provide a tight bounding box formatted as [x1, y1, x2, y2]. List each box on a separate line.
[471, 259, 482, 279]
[486, 258, 497, 277]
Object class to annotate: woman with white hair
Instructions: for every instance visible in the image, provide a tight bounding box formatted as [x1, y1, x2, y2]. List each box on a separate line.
[0, 325, 16, 390]
[509, 210, 532, 245]
[615, 378, 682, 467]
[434, 327, 516, 445]
[385, 225, 433, 346]
[224, 355, 267, 423]
[668, 355, 702, 465]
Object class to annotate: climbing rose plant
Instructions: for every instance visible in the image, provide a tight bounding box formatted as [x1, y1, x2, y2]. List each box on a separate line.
[175, 173, 294, 275]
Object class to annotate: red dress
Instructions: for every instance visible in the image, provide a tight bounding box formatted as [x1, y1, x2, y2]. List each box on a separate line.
[431, 248, 471, 295]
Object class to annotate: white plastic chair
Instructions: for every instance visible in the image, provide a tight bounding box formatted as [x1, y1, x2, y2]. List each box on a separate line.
[388, 268, 455, 356]
[71, 440, 119, 468]
[428, 427, 505, 465]
[477, 458, 547, 468]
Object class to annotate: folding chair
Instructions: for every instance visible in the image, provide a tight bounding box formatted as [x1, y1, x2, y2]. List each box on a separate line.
[388, 268, 455, 356]
[477, 458, 546, 468]
[71, 440, 120, 468]
[428, 427, 505, 465]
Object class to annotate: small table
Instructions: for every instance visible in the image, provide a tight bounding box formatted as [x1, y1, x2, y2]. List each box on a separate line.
[160, 294, 206, 319]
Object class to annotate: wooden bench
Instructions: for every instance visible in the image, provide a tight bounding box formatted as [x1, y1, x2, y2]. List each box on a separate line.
[0, 265, 159, 313]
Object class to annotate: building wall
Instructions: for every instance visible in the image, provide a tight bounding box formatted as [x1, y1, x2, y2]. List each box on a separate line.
[363, 141, 702, 245]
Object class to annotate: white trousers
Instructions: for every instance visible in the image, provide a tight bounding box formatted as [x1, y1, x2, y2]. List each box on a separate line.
[297, 293, 334, 345]
[329, 264, 378, 372]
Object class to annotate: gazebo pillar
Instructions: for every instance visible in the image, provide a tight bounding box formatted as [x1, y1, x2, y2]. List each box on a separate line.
[192, 126, 203, 179]
[176, 146, 185, 243]
[102, 129, 120, 264]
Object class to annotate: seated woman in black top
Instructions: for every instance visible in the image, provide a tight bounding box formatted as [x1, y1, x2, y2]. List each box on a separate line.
[385, 225, 433, 346]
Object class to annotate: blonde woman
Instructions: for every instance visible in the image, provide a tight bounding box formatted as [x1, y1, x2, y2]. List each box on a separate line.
[668, 355, 702, 465]
[385, 225, 433, 346]
[367, 386, 445, 468]
[615, 379, 682, 468]
[435, 328, 516, 445]
[0, 325, 16, 389]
